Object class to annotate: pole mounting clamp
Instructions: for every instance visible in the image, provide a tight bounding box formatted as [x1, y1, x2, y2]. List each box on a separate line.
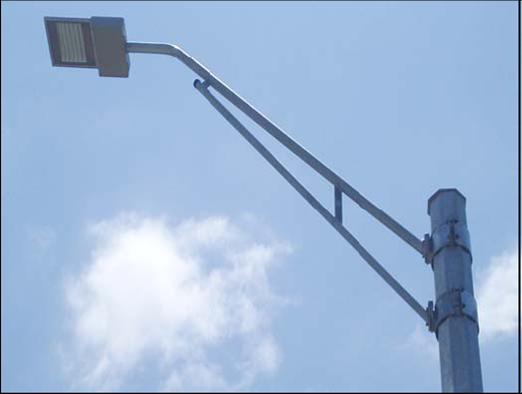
[422, 233, 433, 264]
[424, 220, 472, 265]
[426, 288, 479, 336]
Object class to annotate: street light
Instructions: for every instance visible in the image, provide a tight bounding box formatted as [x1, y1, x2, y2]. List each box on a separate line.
[44, 16, 484, 392]
[44, 16, 129, 77]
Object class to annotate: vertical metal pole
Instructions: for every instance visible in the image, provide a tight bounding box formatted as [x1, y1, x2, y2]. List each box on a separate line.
[428, 189, 483, 392]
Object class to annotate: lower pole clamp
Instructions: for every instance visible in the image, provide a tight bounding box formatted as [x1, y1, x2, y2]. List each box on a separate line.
[426, 289, 479, 336]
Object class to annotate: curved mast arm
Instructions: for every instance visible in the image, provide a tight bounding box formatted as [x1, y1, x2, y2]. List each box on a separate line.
[126, 42, 425, 256]
[193, 78, 428, 322]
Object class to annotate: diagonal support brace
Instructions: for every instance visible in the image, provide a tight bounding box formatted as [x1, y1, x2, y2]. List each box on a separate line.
[193, 78, 428, 324]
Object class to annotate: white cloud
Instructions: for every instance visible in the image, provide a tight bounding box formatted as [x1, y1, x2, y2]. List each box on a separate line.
[64, 213, 291, 391]
[398, 323, 438, 361]
[476, 247, 518, 340]
[163, 362, 229, 392]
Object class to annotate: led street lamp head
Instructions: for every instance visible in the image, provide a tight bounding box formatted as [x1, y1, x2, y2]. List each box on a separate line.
[44, 16, 130, 77]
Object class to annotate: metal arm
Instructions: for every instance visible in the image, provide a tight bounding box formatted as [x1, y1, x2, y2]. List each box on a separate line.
[126, 41, 425, 256]
[192, 78, 428, 322]
[125, 40, 429, 322]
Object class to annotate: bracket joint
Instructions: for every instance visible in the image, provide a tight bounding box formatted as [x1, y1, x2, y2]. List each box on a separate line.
[426, 288, 479, 336]
[423, 220, 472, 265]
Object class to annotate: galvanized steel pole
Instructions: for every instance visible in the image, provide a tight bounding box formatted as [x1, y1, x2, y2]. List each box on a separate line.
[427, 189, 483, 392]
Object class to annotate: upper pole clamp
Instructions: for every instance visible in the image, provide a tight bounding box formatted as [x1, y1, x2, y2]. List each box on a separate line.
[422, 220, 472, 265]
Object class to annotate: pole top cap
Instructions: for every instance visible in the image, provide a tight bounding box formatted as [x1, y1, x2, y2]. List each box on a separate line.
[427, 188, 466, 215]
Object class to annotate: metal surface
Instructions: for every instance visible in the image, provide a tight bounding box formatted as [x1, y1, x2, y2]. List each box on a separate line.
[90, 17, 129, 77]
[335, 186, 343, 223]
[428, 189, 483, 392]
[44, 16, 129, 77]
[429, 289, 479, 336]
[126, 41, 425, 257]
[430, 220, 472, 261]
[194, 79, 428, 323]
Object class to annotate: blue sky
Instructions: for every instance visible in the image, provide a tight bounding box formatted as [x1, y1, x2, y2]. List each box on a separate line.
[1, 1, 518, 392]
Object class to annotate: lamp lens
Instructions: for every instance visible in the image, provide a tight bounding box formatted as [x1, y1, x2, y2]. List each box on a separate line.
[56, 22, 87, 63]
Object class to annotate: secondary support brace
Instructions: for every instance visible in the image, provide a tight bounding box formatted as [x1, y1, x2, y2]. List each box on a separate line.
[125, 40, 431, 324]
[193, 78, 428, 324]
[126, 41, 426, 258]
